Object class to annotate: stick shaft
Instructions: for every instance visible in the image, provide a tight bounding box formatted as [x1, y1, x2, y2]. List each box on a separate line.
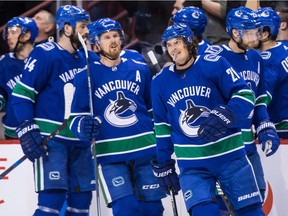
[169, 188, 178, 216]
[78, 33, 101, 216]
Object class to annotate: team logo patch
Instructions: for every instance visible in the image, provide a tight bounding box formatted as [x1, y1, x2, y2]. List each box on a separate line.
[179, 99, 210, 137]
[112, 176, 125, 187]
[49, 171, 60, 180]
[184, 190, 193, 201]
[104, 91, 138, 127]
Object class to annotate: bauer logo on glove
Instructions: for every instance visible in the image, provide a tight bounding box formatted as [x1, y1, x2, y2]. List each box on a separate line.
[17, 123, 40, 138]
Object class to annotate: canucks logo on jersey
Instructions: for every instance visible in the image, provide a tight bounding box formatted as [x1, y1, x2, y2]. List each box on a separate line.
[104, 91, 138, 127]
[179, 99, 210, 137]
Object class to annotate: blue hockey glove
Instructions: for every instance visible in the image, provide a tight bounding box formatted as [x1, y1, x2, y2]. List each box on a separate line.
[77, 115, 102, 140]
[16, 121, 47, 162]
[151, 159, 180, 195]
[198, 105, 236, 142]
[256, 121, 280, 157]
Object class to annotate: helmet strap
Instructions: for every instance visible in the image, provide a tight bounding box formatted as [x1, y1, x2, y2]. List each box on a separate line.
[13, 34, 29, 53]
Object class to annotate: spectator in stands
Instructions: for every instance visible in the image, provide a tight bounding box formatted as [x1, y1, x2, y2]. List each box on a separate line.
[33, 9, 55, 45]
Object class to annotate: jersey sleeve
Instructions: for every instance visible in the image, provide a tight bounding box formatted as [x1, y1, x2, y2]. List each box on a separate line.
[11, 45, 53, 123]
[151, 73, 174, 164]
[205, 55, 255, 123]
[253, 59, 270, 127]
[68, 66, 91, 131]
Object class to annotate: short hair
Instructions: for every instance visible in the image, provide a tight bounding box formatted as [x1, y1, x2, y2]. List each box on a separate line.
[278, 7, 288, 23]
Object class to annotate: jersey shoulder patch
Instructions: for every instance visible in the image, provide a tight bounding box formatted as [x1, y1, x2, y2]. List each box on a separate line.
[204, 45, 223, 55]
[260, 51, 271, 60]
[203, 54, 222, 62]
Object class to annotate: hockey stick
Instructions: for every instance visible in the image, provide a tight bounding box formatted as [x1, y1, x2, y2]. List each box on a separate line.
[147, 50, 162, 73]
[169, 187, 179, 216]
[78, 33, 101, 216]
[0, 83, 74, 180]
[216, 181, 235, 216]
[147, 50, 179, 216]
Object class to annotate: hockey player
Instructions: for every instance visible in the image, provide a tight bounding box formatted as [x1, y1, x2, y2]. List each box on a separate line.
[11, 5, 98, 216]
[0, 16, 38, 139]
[276, 7, 288, 42]
[150, 23, 264, 216]
[256, 8, 288, 139]
[204, 8, 280, 211]
[171, 6, 210, 54]
[87, 19, 146, 63]
[68, 18, 166, 216]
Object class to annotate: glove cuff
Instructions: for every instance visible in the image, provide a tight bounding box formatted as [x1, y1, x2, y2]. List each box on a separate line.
[16, 120, 40, 138]
[151, 159, 175, 169]
[256, 121, 276, 135]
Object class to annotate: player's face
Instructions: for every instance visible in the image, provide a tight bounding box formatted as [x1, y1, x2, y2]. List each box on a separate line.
[166, 37, 189, 64]
[239, 29, 261, 50]
[98, 30, 122, 59]
[72, 21, 89, 48]
[6, 26, 22, 51]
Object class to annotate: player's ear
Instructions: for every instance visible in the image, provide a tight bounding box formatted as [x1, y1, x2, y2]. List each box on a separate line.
[232, 29, 238, 38]
[280, 21, 287, 30]
[20, 31, 31, 43]
[95, 43, 101, 53]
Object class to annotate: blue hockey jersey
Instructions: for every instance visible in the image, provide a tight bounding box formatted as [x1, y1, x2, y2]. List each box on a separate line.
[12, 42, 87, 145]
[69, 57, 156, 164]
[0, 53, 23, 137]
[205, 45, 269, 153]
[151, 54, 254, 169]
[261, 42, 288, 138]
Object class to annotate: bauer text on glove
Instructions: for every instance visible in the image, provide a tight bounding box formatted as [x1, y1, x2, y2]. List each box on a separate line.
[257, 121, 280, 157]
[198, 105, 237, 142]
[16, 121, 47, 162]
[151, 159, 180, 195]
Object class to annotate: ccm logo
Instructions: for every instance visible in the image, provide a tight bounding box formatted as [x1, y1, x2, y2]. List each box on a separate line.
[142, 184, 160, 189]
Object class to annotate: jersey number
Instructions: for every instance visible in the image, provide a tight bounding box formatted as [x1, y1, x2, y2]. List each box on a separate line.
[24, 57, 37, 72]
[226, 67, 240, 82]
[281, 57, 288, 73]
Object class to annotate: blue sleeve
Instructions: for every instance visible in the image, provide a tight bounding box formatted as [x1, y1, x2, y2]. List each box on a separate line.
[253, 60, 270, 127]
[205, 55, 255, 122]
[151, 74, 174, 164]
[68, 69, 91, 133]
[12, 46, 52, 123]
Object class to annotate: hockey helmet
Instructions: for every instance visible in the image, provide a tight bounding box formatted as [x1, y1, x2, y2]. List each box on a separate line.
[226, 6, 261, 36]
[162, 23, 194, 50]
[172, 6, 207, 37]
[5, 16, 39, 42]
[56, 5, 90, 30]
[90, 18, 124, 43]
[255, 7, 281, 37]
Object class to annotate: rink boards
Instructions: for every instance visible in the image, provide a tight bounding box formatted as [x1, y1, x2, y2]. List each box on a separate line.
[0, 140, 287, 216]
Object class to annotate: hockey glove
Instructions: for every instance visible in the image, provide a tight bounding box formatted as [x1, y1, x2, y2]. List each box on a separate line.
[16, 121, 47, 162]
[151, 159, 180, 195]
[198, 105, 236, 142]
[256, 121, 280, 157]
[77, 115, 102, 140]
